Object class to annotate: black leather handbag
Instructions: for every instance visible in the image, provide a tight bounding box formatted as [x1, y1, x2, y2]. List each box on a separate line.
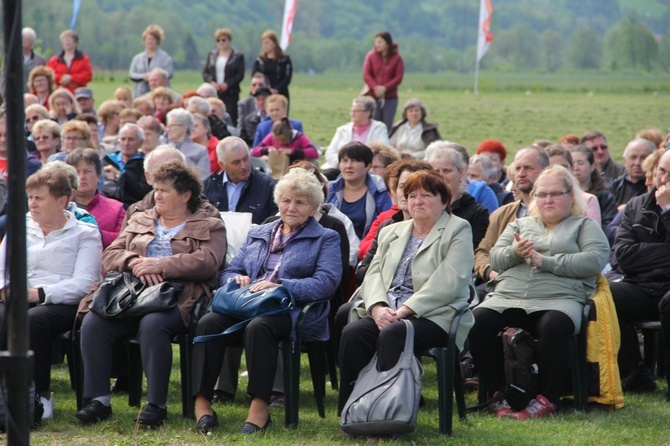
[89, 271, 183, 319]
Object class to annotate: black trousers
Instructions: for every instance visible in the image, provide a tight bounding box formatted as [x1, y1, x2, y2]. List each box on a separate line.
[338, 316, 447, 414]
[468, 308, 575, 404]
[191, 311, 291, 404]
[609, 281, 668, 376]
[219, 91, 240, 127]
[80, 307, 186, 406]
[332, 301, 355, 365]
[0, 303, 78, 395]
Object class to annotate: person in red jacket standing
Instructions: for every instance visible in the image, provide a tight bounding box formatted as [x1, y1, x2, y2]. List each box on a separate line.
[47, 30, 92, 94]
[362, 31, 404, 132]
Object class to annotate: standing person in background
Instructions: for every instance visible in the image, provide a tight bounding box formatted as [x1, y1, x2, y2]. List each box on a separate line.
[202, 28, 245, 127]
[362, 31, 404, 131]
[129, 25, 174, 99]
[48, 88, 80, 126]
[252, 30, 292, 102]
[1, 27, 46, 94]
[47, 30, 92, 94]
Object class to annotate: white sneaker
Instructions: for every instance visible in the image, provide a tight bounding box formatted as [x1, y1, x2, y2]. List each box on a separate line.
[40, 393, 54, 421]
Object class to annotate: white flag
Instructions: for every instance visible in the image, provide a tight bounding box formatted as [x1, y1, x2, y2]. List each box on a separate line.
[476, 0, 494, 62]
[280, 0, 299, 51]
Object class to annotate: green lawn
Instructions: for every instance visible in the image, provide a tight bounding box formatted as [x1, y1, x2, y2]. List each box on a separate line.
[20, 353, 670, 445]
[88, 71, 667, 163]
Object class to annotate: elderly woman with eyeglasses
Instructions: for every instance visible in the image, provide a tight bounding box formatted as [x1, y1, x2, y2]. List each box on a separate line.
[48, 120, 92, 163]
[468, 165, 609, 420]
[165, 108, 210, 180]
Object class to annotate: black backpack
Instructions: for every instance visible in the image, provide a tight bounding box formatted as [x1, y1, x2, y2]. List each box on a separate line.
[501, 327, 539, 411]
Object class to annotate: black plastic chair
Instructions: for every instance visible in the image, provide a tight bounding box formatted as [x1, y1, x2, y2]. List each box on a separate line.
[569, 298, 593, 411]
[417, 304, 468, 436]
[124, 295, 208, 419]
[633, 320, 664, 377]
[282, 296, 332, 428]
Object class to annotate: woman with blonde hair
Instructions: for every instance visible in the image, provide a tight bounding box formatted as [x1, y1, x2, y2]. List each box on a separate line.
[98, 100, 125, 154]
[48, 120, 92, 163]
[31, 119, 61, 164]
[114, 86, 133, 109]
[251, 30, 292, 101]
[48, 88, 80, 125]
[202, 28, 245, 126]
[129, 25, 174, 98]
[469, 165, 609, 420]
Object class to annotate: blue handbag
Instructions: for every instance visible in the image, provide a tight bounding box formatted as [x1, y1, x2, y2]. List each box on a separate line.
[193, 280, 294, 343]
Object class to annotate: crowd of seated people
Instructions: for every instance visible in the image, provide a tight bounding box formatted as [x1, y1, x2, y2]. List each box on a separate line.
[2, 22, 670, 439]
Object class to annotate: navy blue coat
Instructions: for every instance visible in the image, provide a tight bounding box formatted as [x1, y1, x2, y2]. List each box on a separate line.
[220, 217, 342, 341]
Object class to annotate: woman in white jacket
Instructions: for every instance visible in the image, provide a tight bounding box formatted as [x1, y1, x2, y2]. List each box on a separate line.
[322, 96, 390, 171]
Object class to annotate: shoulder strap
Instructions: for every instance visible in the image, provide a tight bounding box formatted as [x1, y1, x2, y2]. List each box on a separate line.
[192, 306, 289, 343]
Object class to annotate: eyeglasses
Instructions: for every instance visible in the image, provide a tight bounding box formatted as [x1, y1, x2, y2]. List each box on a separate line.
[33, 135, 52, 141]
[63, 136, 84, 142]
[534, 190, 570, 200]
[167, 123, 184, 128]
[217, 38, 228, 42]
[592, 144, 608, 152]
[26, 116, 40, 123]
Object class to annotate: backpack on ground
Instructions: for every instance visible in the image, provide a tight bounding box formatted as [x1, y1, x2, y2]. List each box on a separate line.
[501, 327, 539, 411]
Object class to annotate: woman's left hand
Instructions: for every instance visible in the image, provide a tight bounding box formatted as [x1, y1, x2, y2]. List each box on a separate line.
[395, 305, 416, 319]
[373, 85, 386, 97]
[129, 257, 163, 277]
[528, 250, 544, 269]
[248, 280, 280, 292]
[139, 274, 164, 286]
[219, 82, 229, 92]
[60, 74, 72, 85]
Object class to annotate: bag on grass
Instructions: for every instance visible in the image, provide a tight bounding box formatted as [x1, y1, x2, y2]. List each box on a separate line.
[501, 327, 539, 411]
[340, 319, 423, 437]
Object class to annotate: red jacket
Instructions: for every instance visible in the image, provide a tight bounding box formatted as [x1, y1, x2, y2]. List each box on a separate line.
[47, 50, 92, 94]
[362, 44, 404, 100]
[358, 204, 399, 259]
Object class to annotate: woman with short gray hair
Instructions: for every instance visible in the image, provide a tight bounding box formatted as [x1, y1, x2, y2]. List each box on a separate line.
[166, 108, 210, 179]
[389, 98, 441, 159]
[469, 154, 514, 207]
[322, 96, 390, 171]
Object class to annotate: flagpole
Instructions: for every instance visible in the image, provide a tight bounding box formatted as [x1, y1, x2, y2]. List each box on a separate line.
[474, 55, 480, 95]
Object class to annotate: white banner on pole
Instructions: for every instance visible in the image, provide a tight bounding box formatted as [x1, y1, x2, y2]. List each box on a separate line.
[280, 0, 299, 51]
[476, 0, 494, 62]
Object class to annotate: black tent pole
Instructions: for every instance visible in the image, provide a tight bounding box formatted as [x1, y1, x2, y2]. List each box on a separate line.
[2, 0, 32, 443]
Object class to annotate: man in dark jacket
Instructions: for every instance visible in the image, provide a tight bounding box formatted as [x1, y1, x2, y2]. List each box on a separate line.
[610, 138, 654, 208]
[203, 136, 277, 224]
[609, 149, 670, 396]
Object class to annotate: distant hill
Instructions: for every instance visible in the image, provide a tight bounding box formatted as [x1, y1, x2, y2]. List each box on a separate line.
[7, 0, 670, 73]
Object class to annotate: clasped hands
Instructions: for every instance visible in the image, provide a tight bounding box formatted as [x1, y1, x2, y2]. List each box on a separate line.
[370, 303, 414, 331]
[513, 232, 543, 268]
[128, 257, 164, 286]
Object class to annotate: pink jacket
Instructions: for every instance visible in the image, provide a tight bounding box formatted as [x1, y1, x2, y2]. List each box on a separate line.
[85, 192, 125, 249]
[253, 130, 319, 161]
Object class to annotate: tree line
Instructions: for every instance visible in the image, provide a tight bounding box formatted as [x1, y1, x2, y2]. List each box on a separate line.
[5, 0, 670, 74]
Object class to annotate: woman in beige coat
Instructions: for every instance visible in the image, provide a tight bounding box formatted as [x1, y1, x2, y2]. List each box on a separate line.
[338, 170, 474, 422]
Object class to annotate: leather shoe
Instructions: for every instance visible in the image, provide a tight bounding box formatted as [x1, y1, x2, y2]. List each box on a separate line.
[136, 403, 167, 428]
[76, 400, 112, 424]
[237, 415, 271, 434]
[196, 410, 219, 434]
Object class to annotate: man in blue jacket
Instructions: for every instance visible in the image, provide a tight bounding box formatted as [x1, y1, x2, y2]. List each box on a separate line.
[204, 136, 277, 225]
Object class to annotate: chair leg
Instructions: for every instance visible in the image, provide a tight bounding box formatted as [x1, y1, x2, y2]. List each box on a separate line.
[282, 342, 300, 428]
[433, 348, 454, 436]
[326, 340, 339, 390]
[307, 344, 326, 418]
[126, 342, 143, 407]
[570, 336, 586, 411]
[63, 333, 84, 410]
[179, 337, 194, 418]
[453, 350, 466, 420]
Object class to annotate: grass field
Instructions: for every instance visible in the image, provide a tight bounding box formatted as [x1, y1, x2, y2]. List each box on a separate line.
[5, 72, 670, 445]
[88, 71, 668, 163]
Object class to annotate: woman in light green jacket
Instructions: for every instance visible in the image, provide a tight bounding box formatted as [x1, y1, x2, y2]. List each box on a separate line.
[338, 170, 475, 419]
[469, 165, 609, 420]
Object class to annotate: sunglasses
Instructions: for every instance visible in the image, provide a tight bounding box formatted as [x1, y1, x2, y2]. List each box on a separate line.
[217, 38, 228, 42]
[592, 144, 608, 152]
[26, 116, 40, 123]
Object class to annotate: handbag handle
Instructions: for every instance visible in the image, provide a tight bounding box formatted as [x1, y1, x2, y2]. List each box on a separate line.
[104, 273, 146, 317]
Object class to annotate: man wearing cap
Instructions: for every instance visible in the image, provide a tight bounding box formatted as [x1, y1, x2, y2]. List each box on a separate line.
[237, 73, 269, 135]
[239, 87, 271, 147]
[75, 87, 96, 116]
